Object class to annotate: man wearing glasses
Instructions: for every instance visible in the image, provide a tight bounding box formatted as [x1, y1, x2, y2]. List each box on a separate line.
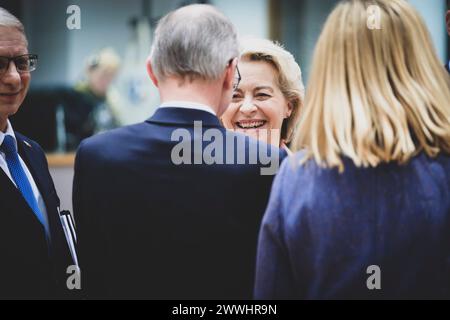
[0, 8, 74, 298]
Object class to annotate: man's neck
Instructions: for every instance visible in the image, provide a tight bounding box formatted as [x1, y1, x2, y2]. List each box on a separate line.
[158, 77, 223, 114]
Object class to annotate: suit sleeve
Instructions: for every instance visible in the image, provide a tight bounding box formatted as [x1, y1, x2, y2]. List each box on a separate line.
[73, 141, 107, 298]
[254, 159, 297, 299]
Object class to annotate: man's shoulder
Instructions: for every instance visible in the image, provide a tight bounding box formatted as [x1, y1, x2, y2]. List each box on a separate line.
[78, 122, 148, 153]
[14, 131, 45, 156]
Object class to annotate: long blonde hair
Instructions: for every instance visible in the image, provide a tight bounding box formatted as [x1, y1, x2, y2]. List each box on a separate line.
[293, 0, 450, 171]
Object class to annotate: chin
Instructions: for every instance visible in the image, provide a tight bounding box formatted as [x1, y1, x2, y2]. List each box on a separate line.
[234, 128, 280, 147]
[0, 104, 20, 117]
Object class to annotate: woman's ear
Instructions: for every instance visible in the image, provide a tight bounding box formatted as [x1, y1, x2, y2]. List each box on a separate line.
[146, 58, 159, 88]
[285, 101, 294, 118]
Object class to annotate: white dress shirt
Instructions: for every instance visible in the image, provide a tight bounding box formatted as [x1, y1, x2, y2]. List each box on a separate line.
[159, 101, 217, 116]
[0, 120, 49, 224]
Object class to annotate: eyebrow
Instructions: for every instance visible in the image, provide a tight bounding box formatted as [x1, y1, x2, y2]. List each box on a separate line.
[233, 86, 274, 95]
[253, 86, 274, 92]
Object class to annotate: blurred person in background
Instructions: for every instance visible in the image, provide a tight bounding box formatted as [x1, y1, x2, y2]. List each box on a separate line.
[66, 47, 121, 148]
[221, 38, 304, 153]
[12, 48, 121, 152]
[255, 0, 450, 299]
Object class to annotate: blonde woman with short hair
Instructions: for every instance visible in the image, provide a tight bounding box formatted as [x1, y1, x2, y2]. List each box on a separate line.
[255, 0, 450, 299]
[221, 37, 304, 150]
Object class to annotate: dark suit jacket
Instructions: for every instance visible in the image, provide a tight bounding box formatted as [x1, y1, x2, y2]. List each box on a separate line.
[74, 107, 284, 299]
[446, 61, 449, 73]
[255, 153, 450, 299]
[0, 132, 73, 299]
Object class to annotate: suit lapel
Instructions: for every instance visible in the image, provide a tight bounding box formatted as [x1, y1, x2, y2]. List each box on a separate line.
[0, 156, 49, 254]
[16, 135, 62, 249]
[0, 167, 39, 217]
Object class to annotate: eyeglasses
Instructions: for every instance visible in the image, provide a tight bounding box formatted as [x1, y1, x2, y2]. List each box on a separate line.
[228, 59, 241, 91]
[0, 54, 38, 76]
[233, 65, 241, 91]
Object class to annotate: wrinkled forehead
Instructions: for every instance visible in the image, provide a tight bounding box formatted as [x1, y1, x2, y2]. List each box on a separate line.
[0, 27, 28, 56]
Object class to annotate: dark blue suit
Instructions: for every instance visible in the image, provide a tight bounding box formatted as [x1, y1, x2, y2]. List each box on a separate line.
[74, 107, 284, 299]
[446, 61, 449, 73]
[255, 153, 450, 299]
[0, 132, 73, 298]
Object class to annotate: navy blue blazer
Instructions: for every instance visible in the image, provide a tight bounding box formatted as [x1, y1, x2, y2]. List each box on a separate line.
[0, 132, 73, 299]
[255, 152, 450, 299]
[74, 107, 285, 299]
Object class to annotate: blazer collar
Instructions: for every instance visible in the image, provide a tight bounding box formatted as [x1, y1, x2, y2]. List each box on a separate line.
[146, 107, 223, 128]
[15, 133, 63, 248]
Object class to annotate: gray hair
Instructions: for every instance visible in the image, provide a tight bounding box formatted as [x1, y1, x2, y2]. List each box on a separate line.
[0, 7, 25, 35]
[150, 4, 239, 81]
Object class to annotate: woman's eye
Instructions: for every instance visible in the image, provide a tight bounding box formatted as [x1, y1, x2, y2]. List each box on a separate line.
[232, 94, 242, 100]
[256, 93, 271, 99]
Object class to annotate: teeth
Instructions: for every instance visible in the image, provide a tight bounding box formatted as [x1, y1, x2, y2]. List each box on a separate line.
[237, 121, 266, 129]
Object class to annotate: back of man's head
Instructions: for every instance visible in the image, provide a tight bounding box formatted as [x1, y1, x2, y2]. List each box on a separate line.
[149, 4, 239, 82]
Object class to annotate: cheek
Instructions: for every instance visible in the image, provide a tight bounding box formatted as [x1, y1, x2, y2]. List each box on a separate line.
[20, 74, 31, 89]
[260, 101, 285, 128]
[18, 74, 30, 100]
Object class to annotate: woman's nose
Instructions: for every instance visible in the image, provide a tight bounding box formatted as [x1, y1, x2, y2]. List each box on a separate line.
[239, 99, 257, 115]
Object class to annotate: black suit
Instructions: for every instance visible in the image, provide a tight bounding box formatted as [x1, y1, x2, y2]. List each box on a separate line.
[74, 107, 285, 299]
[0, 132, 73, 299]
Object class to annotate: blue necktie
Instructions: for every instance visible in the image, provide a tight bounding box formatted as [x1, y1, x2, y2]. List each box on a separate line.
[1, 135, 50, 237]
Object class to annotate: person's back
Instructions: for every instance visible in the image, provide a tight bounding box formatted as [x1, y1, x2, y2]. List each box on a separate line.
[255, 0, 450, 299]
[75, 114, 280, 298]
[257, 153, 450, 299]
[74, 4, 283, 299]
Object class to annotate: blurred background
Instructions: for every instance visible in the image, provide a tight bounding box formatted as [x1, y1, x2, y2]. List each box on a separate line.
[0, 0, 448, 211]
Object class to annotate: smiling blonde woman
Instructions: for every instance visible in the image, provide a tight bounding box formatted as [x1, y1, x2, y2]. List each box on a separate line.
[255, 0, 450, 299]
[221, 38, 304, 150]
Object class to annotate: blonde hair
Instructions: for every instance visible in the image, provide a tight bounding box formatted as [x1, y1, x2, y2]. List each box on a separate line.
[293, 0, 450, 171]
[86, 47, 121, 73]
[240, 37, 305, 143]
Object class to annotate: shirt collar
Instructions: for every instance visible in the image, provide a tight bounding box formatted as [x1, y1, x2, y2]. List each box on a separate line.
[0, 120, 18, 152]
[159, 101, 217, 116]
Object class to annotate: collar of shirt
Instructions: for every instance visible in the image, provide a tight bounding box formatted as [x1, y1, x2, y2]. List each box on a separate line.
[159, 101, 217, 116]
[0, 120, 18, 153]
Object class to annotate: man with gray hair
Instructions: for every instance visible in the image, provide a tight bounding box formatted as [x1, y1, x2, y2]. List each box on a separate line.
[74, 4, 283, 299]
[0, 7, 74, 298]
